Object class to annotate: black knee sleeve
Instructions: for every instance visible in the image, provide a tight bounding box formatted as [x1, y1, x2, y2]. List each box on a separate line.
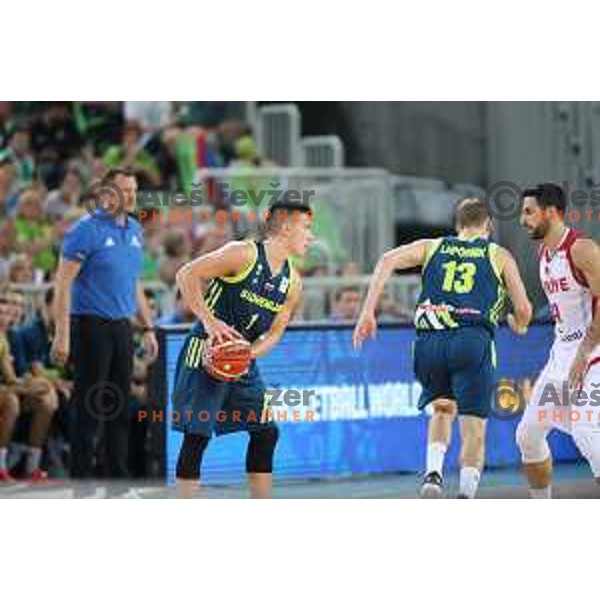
[176, 433, 210, 480]
[246, 428, 279, 473]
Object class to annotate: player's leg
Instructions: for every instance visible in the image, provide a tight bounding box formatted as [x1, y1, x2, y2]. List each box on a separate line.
[515, 369, 556, 498]
[458, 415, 486, 498]
[570, 360, 600, 484]
[172, 334, 226, 498]
[0, 389, 19, 482]
[222, 369, 280, 498]
[414, 332, 455, 497]
[450, 327, 494, 499]
[21, 384, 59, 479]
[246, 427, 279, 499]
[176, 432, 210, 499]
[421, 398, 457, 496]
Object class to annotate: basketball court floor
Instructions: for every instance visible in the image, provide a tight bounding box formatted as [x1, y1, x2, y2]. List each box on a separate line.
[1, 462, 599, 499]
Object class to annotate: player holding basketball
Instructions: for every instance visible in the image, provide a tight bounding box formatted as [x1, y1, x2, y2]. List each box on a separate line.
[172, 202, 313, 498]
[517, 184, 600, 498]
[354, 198, 532, 498]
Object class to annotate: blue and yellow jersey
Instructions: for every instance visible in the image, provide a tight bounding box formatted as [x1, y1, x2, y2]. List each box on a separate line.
[414, 236, 507, 333]
[191, 240, 295, 343]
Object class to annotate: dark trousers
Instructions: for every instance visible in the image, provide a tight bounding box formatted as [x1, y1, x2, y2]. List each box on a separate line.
[70, 316, 133, 480]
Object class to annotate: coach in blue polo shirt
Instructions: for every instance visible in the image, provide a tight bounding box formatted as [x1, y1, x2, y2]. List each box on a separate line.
[51, 168, 158, 489]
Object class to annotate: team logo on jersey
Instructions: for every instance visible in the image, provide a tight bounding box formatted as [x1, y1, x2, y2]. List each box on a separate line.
[279, 277, 290, 294]
[264, 282, 275, 293]
[105, 237, 115, 247]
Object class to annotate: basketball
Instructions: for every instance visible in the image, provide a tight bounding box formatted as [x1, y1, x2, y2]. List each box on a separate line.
[201, 337, 253, 382]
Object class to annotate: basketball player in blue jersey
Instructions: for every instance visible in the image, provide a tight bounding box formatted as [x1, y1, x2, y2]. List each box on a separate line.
[173, 202, 314, 498]
[354, 198, 532, 498]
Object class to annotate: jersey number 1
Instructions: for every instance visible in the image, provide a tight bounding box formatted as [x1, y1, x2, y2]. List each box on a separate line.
[441, 261, 477, 294]
[245, 313, 260, 330]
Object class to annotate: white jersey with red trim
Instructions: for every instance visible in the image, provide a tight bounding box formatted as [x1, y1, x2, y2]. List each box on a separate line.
[539, 228, 598, 346]
[518, 228, 600, 440]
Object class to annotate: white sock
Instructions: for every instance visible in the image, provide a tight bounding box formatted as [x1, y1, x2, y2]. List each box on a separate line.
[459, 467, 481, 498]
[0, 448, 7, 471]
[530, 486, 552, 499]
[26, 447, 42, 474]
[426, 442, 447, 475]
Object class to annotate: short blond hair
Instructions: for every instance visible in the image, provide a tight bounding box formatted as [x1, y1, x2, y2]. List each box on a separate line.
[455, 197, 490, 230]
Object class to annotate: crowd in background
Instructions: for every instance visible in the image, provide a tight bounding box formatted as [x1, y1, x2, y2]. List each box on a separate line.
[0, 101, 411, 482]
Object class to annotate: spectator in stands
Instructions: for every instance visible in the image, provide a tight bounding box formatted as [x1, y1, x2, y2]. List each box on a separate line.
[218, 120, 249, 165]
[8, 254, 34, 285]
[6, 124, 35, 187]
[0, 291, 19, 482]
[13, 187, 58, 277]
[332, 286, 363, 321]
[72, 102, 123, 152]
[376, 291, 413, 323]
[231, 132, 270, 168]
[9, 289, 71, 399]
[192, 216, 233, 256]
[0, 290, 59, 482]
[30, 102, 82, 189]
[0, 155, 18, 219]
[0, 101, 13, 149]
[125, 101, 172, 132]
[156, 289, 194, 326]
[158, 229, 191, 286]
[139, 212, 163, 280]
[45, 165, 83, 221]
[0, 221, 15, 282]
[103, 121, 162, 189]
[340, 261, 361, 277]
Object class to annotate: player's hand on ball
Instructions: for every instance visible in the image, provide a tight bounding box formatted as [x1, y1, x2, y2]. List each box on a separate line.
[202, 336, 252, 381]
[51, 333, 69, 366]
[204, 317, 242, 344]
[353, 312, 377, 349]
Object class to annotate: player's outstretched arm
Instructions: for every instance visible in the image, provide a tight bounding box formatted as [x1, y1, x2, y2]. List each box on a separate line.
[568, 239, 600, 387]
[352, 240, 431, 349]
[497, 247, 532, 335]
[175, 241, 256, 343]
[251, 271, 302, 358]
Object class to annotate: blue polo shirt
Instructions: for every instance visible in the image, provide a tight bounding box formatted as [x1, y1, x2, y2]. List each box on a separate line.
[62, 214, 144, 319]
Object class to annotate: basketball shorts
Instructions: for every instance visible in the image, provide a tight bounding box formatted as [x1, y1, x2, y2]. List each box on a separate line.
[171, 333, 277, 437]
[414, 327, 496, 419]
[518, 340, 600, 435]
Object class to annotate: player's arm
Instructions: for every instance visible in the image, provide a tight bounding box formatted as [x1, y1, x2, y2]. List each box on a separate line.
[51, 257, 82, 365]
[496, 247, 532, 334]
[352, 240, 432, 349]
[250, 271, 302, 359]
[175, 241, 255, 342]
[568, 239, 600, 387]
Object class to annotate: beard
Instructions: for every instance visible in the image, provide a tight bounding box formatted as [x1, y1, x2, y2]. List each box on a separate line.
[528, 219, 551, 240]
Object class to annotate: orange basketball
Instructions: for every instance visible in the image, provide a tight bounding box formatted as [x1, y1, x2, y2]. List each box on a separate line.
[202, 337, 253, 382]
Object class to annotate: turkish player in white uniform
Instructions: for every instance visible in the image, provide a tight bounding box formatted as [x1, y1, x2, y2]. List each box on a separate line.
[517, 184, 600, 498]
